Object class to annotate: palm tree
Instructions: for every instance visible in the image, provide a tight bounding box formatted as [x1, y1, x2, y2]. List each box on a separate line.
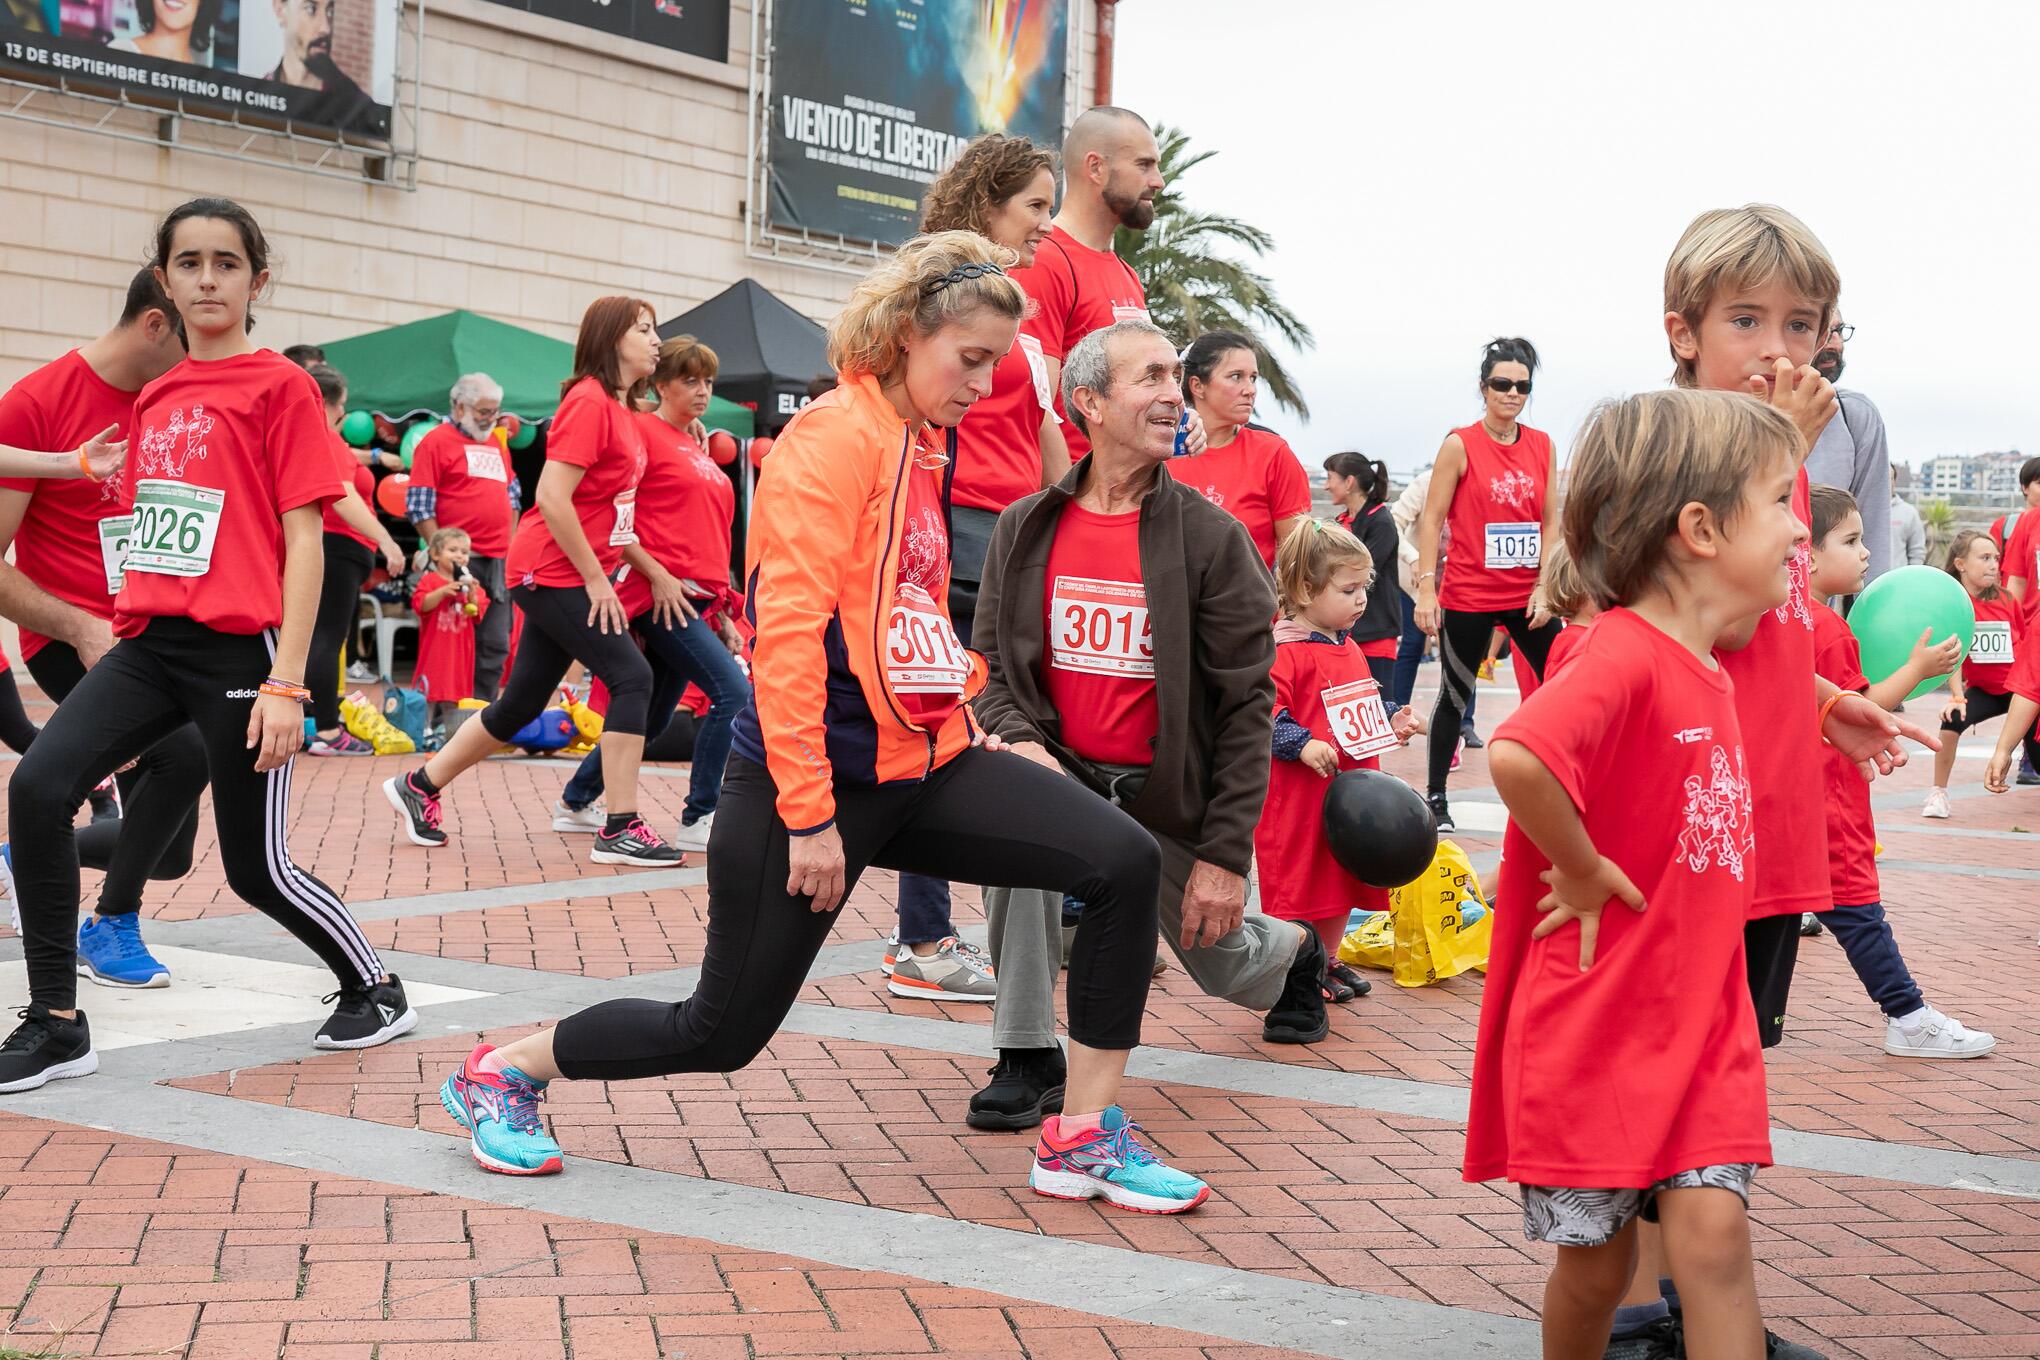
[1114, 125, 1316, 418]
[1921, 497, 1957, 562]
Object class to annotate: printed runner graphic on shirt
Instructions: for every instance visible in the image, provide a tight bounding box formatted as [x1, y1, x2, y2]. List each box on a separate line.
[136, 406, 215, 479]
[1489, 468, 1536, 513]
[1774, 543, 1813, 628]
[1676, 745, 1754, 880]
[898, 504, 948, 595]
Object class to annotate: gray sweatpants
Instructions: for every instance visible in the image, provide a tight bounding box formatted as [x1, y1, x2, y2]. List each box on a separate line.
[984, 828, 1300, 1049]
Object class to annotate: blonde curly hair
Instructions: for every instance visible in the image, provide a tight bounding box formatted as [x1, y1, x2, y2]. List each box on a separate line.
[921, 133, 1056, 238]
[827, 231, 1026, 380]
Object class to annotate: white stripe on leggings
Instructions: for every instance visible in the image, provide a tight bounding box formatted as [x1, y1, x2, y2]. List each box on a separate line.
[260, 630, 383, 985]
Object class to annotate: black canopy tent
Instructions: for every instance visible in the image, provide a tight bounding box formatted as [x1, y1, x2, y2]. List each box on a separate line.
[657, 279, 829, 435]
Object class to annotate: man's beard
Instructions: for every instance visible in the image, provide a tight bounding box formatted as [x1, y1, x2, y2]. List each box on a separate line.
[456, 414, 494, 439]
[1814, 349, 1844, 384]
[1105, 185, 1155, 231]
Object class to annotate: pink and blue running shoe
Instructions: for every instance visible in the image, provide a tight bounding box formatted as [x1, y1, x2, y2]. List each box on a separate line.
[1029, 1105, 1210, 1214]
[439, 1043, 565, 1175]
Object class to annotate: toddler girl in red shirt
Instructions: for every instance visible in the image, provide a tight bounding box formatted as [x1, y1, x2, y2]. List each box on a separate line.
[411, 528, 491, 729]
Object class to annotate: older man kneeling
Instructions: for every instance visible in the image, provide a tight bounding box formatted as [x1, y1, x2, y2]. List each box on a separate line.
[967, 319, 1331, 1131]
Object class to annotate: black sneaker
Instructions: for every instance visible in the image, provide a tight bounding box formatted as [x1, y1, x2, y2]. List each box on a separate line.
[1602, 1316, 1679, 1360]
[0, 1004, 97, 1092]
[2018, 752, 2040, 786]
[1459, 730, 1485, 750]
[88, 783, 121, 824]
[1262, 929, 1331, 1044]
[383, 773, 447, 848]
[590, 817, 685, 867]
[1799, 912, 1825, 937]
[1427, 791, 1455, 833]
[966, 1045, 1066, 1130]
[1666, 1308, 1828, 1359]
[315, 976, 419, 1050]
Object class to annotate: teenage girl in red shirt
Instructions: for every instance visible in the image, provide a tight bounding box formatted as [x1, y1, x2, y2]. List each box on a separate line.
[1324, 453, 1403, 690]
[0, 197, 413, 1094]
[1412, 337, 1561, 833]
[1930, 530, 2035, 815]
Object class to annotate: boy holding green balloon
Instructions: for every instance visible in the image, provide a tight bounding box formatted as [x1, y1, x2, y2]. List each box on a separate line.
[1804, 486, 1994, 1058]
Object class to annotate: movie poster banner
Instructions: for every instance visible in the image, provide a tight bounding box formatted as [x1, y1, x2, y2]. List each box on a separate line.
[766, 0, 1069, 246]
[0, 0, 398, 141]
[477, 0, 729, 63]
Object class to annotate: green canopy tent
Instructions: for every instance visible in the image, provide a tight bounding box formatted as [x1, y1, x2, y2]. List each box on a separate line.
[317, 309, 754, 435]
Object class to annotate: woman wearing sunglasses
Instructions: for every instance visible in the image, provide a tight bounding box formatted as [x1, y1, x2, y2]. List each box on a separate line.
[1410, 336, 1560, 832]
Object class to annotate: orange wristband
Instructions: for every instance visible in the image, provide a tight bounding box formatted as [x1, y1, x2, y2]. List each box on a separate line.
[79, 446, 100, 482]
[1815, 690, 1850, 742]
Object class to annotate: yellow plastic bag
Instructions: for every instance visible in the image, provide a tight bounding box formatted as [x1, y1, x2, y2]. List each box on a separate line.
[1339, 838, 1492, 987]
[340, 690, 414, 755]
[558, 686, 604, 757]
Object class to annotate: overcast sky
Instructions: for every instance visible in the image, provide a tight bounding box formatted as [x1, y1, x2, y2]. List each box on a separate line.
[1113, 1, 2038, 480]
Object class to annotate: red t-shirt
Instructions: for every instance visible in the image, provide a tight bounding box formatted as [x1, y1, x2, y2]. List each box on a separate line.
[1811, 602, 1880, 907]
[1168, 427, 1314, 568]
[2009, 623, 2040, 704]
[1041, 505, 1158, 765]
[1464, 607, 1770, 1188]
[1963, 593, 2023, 695]
[321, 431, 378, 550]
[411, 570, 490, 703]
[951, 330, 1058, 513]
[617, 412, 735, 618]
[408, 422, 515, 556]
[2005, 510, 2040, 595]
[1717, 465, 1829, 919]
[1544, 620, 1590, 678]
[884, 458, 971, 731]
[1009, 225, 1149, 460]
[1439, 422, 1553, 613]
[0, 350, 140, 658]
[505, 378, 647, 590]
[1255, 632, 1392, 923]
[115, 352, 341, 637]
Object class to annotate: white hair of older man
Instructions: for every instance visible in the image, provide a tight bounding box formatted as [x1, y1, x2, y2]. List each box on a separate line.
[1059, 317, 1170, 438]
[449, 372, 503, 411]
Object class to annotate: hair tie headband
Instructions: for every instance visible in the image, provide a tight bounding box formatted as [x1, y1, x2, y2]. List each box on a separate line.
[922, 261, 1006, 295]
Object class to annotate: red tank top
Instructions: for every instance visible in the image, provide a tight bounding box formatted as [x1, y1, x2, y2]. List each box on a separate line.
[1439, 421, 1552, 614]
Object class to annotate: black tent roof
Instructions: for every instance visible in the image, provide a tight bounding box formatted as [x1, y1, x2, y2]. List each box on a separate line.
[658, 279, 828, 429]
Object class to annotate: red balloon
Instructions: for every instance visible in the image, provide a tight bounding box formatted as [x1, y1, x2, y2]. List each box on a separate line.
[374, 472, 410, 518]
[749, 434, 775, 468]
[707, 430, 738, 464]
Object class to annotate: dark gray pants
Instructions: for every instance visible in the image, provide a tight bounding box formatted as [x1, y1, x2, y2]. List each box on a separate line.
[469, 553, 511, 700]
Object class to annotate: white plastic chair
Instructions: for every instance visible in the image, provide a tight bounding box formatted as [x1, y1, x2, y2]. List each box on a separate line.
[356, 593, 416, 684]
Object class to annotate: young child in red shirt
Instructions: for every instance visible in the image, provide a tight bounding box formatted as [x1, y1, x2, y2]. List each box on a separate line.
[1256, 520, 1422, 1004]
[411, 527, 491, 728]
[1468, 389, 1805, 1360]
[1527, 539, 1601, 681]
[1930, 530, 2032, 816]
[1803, 488, 1993, 1058]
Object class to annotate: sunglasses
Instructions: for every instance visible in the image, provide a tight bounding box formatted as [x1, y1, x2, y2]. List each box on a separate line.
[1485, 378, 1532, 395]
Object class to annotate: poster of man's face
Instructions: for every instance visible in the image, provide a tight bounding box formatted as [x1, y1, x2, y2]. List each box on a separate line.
[254, 0, 331, 86]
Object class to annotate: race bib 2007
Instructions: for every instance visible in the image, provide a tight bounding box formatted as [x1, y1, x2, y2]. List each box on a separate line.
[1050, 576, 1154, 677]
[1323, 677, 1398, 762]
[1971, 621, 2015, 666]
[97, 514, 132, 594]
[886, 583, 969, 694]
[1484, 521, 1540, 570]
[124, 480, 222, 578]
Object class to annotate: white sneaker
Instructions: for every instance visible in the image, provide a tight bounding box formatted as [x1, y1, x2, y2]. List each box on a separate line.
[1922, 788, 1952, 820]
[1885, 1006, 1996, 1059]
[671, 812, 714, 853]
[887, 937, 996, 1002]
[551, 800, 605, 834]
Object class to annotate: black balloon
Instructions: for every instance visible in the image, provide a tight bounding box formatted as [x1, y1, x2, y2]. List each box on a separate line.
[1320, 769, 1438, 889]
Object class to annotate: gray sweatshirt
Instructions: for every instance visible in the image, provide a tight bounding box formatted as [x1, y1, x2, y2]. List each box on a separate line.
[1806, 389, 1893, 584]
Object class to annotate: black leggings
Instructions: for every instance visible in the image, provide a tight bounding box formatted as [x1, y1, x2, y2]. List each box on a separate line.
[0, 668, 35, 754]
[9, 619, 384, 1010]
[1428, 606, 1560, 793]
[551, 748, 1163, 1079]
[480, 584, 652, 741]
[309, 534, 375, 731]
[26, 641, 207, 918]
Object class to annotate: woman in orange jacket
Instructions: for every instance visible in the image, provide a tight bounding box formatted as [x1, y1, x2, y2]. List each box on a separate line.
[432, 233, 1209, 1212]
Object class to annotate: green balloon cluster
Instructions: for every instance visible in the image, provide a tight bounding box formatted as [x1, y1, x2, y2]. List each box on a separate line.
[399, 421, 439, 471]
[1846, 565, 1975, 702]
[340, 411, 374, 447]
[508, 419, 538, 450]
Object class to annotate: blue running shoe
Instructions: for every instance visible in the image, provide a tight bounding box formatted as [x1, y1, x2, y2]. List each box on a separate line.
[440, 1043, 564, 1176]
[77, 913, 170, 989]
[1029, 1106, 1210, 1214]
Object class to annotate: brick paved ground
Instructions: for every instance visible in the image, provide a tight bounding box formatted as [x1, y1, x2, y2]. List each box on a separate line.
[0, 664, 2036, 1357]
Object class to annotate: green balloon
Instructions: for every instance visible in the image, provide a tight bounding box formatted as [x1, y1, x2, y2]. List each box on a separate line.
[340, 410, 374, 447]
[508, 419, 538, 450]
[1846, 565, 1975, 702]
[399, 421, 438, 471]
